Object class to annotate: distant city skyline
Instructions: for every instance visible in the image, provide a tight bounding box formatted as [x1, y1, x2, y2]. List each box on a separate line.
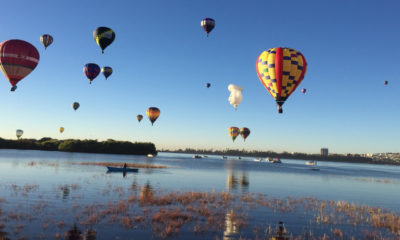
[0, 0, 399, 154]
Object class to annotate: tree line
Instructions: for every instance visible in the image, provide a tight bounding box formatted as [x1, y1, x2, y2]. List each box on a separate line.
[0, 138, 157, 155]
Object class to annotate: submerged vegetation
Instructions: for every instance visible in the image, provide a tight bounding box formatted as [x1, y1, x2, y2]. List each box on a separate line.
[0, 137, 157, 156]
[0, 183, 399, 239]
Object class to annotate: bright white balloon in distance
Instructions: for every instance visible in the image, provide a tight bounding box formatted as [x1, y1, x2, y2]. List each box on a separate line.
[228, 84, 243, 110]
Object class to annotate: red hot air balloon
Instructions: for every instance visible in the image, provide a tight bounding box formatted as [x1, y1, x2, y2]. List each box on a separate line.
[0, 39, 40, 91]
[83, 63, 100, 84]
[301, 88, 306, 94]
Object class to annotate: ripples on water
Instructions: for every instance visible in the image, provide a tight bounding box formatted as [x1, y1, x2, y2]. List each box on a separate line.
[0, 150, 399, 239]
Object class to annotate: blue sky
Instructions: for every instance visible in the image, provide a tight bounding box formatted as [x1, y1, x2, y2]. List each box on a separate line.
[0, 0, 399, 154]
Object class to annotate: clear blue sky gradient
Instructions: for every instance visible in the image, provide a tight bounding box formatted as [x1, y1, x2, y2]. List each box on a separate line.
[0, 0, 399, 154]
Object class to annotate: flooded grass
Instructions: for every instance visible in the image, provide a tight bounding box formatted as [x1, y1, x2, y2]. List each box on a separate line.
[76, 162, 168, 169]
[0, 184, 399, 239]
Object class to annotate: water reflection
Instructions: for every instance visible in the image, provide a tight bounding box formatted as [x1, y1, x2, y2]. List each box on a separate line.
[139, 181, 154, 202]
[223, 209, 240, 240]
[60, 184, 70, 200]
[0, 229, 10, 240]
[84, 229, 97, 240]
[226, 171, 249, 193]
[65, 224, 82, 240]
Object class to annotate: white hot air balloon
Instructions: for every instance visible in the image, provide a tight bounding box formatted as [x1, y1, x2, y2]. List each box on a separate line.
[16, 129, 23, 139]
[228, 84, 243, 110]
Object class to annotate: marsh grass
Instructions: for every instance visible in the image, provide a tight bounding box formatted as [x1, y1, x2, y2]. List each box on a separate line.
[77, 162, 167, 169]
[0, 184, 399, 239]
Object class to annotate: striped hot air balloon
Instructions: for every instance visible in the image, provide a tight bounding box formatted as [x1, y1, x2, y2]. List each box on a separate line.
[0, 39, 40, 91]
[201, 18, 215, 37]
[146, 107, 160, 126]
[101, 66, 113, 79]
[40, 34, 53, 49]
[83, 63, 100, 84]
[256, 47, 307, 113]
[228, 127, 240, 142]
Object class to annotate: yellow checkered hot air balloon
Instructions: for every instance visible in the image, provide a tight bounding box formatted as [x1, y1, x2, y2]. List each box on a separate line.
[256, 47, 307, 113]
[228, 127, 240, 142]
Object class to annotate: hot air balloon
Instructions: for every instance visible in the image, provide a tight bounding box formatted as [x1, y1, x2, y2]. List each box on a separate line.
[240, 127, 250, 141]
[0, 39, 40, 91]
[59, 127, 64, 133]
[301, 88, 306, 94]
[206, 83, 211, 88]
[16, 129, 23, 139]
[201, 18, 215, 37]
[146, 107, 160, 126]
[83, 63, 100, 84]
[228, 84, 243, 110]
[384, 81, 388, 85]
[256, 47, 307, 113]
[137, 114, 143, 122]
[40, 34, 53, 50]
[101, 66, 113, 80]
[72, 102, 80, 111]
[228, 127, 240, 142]
[93, 27, 115, 53]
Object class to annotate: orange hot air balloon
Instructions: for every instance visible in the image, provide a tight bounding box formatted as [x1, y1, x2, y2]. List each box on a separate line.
[256, 47, 307, 113]
[146, 107, 160, 126]
[240, 127, 250, 141]
[228, 127, 240, 142]
[0, 39, 40, 91]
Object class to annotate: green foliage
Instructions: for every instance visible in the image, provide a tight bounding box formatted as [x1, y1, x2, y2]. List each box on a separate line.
[0, 137, 156, 155]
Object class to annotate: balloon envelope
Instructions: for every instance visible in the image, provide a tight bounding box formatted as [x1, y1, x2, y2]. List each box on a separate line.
[240, 127, 250, 141]
[59, 127, 64, 133]
[146, 107, 160, 126]
[93, 27, 115, 53]
[256, 47, 307, 113]
[16, 129, 23, 139]
[40, 34, 53, 49]
[83, 63, 100, 84]
[384, 81, 388, 85]
[301, 88, 306, 94]
[0, 39, 40, 90]
[137, 114, 143, 122]
[206, 83, 211, 88]
[101, 66, 113, 79]
[72, 102, 80, 111]
[228, 84, 243, 109]
[201, 18, 215, 36]
[228, 127, 240, 142]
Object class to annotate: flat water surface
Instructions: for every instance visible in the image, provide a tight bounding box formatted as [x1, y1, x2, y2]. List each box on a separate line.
[0, 150, 399, 239]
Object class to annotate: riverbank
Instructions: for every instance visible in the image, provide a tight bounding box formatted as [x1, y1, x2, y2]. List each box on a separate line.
[163, 149, 400, 165]
[0, 137, 157, 156]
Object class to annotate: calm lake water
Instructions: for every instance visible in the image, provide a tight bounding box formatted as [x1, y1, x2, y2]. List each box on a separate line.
[0, 149, 399, 239]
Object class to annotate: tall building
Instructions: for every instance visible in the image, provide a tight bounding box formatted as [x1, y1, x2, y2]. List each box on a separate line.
[321, 148, 328, 156]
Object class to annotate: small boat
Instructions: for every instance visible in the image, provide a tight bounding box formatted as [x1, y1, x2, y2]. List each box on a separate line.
[238, 156, 242, 160]
[267, 157, 281, 163]
[305, 160, 317, 166]
[254, 158, 262, 162]
[106, 166, 139, 172]
[147, 154, 154, 158]
[193, 155, 203, 159]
